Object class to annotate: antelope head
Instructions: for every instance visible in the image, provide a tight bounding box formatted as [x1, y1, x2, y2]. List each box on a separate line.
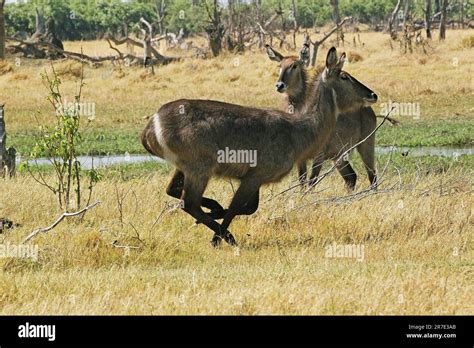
[265, 45, 306, 98]
[322, 47, 378, 114]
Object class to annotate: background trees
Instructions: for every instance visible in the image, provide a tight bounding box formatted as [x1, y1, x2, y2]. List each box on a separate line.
[0, 0, 472, 58]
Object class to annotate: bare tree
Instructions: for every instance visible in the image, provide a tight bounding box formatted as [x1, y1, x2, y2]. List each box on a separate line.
[225, 0, 235, 50]
[0, 104, 17, 178]
[139, 17, 153, 68]
[205, 0, 224, 57]
[424, 0, 432, 38]
[388, 0, 403, 39]
[291, 0, 298, 48]
[330, 0, 344, 45]
[155, 0, 167, 35]
[0, 0, 5, 59]
[308, 16, 351, 66]
[31, 8, 45, 40]
[439, 0, 448, 40]
[330, 0, 341, 24]
[402, 0, 412, 28]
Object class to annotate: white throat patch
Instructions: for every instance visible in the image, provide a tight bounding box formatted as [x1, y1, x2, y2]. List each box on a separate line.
[322, 68, 329, 82]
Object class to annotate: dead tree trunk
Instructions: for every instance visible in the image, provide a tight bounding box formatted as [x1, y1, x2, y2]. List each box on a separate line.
[0, 104, 5, 177]
[254, 0, 265, 48]
[439, 0, 448, 40]
[155, 0, 166, 35]
[31, 8, 45, 40]
[205, 0, 224, 57]
[388, 0, 403, 39]
[140, 17, 154, 70]
[291, 0, 298, 48]
[0, 105, 16, 178]
[330, 0, 343, 45]
[402, 0, 411, 28]
[225, 0, 236, 50]
[330, 0, 341, 25]
[425, 0, 432, 38]
[0, 0, 5, 60]
[310, 16, 350, 66]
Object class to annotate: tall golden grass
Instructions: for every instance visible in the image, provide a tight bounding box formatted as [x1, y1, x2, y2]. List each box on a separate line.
[0, 30, 473, 131]
[1, 166, 472, 314]
[0, 29, 473, 315]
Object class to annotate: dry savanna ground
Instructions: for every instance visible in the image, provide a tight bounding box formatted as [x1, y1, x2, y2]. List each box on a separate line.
[0, 29, 473, 314]
[0, 28, 473, 131]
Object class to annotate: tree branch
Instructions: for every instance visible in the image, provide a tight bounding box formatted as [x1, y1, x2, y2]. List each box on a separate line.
[22, 201, 101, 243]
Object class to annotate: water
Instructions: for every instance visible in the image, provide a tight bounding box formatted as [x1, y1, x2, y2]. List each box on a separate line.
[375, 146, 473, 158]
[17, 154, 164, 170]
[15, 146, 473, 169]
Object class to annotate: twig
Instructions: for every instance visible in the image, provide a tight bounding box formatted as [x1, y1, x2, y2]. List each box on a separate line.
[22, 201, 101, 243]
[112, 240, 140, 250]
[268, 107, 396, 201]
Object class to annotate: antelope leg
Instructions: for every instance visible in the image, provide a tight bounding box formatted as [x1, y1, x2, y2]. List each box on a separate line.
[167, 169, 226, 215]
[211, 182, 260, 247]
[308, 157, 325, 188]
[180, 174, 236, 246]
[335, 160, 357, 191]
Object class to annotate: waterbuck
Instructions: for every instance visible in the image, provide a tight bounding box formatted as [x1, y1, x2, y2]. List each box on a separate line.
[141, 47, 377, 247]
[266, 45, 396, 190]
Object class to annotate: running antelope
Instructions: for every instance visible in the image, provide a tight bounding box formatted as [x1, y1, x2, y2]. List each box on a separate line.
[141, 47, 377, 247]
[266, 45, 397, 190]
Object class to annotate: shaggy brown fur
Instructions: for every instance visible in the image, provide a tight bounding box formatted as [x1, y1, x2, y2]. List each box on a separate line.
[142, 47, 377, 246]
[266, 45, 379, 190]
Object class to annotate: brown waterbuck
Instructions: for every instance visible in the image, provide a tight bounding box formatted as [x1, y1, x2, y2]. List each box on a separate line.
[141, 47, 377, 247]
[266, 45, 397, 190]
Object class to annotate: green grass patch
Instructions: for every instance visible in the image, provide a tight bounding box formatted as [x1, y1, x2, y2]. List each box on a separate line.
[376, 119, 474, 147]
[9, 119, 473, 157]
[9, 128, 144, 157]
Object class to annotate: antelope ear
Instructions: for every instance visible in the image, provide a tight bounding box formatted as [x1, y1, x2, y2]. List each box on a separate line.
[336, 52, 346, 70]
[325, 47, 338, 70]
[266, 44, 284, 62]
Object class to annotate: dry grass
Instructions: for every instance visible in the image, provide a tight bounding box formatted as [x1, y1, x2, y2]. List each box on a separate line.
[347, 51, 363, 63]
[0, 29, 473, 315]
[0, 60, 12, 75]
[460, 34, 474, 48]
[0, 30, 473, 131]
[0, 168, 473, 315]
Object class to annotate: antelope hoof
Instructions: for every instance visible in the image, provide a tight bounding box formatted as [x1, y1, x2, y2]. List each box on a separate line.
[210, 235, 222, 248]
[210, 232, 237, 248]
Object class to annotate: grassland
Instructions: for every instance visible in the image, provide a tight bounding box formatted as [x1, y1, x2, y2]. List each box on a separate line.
[1, 162, 472, 314]
[0, 29, 473, 315]
[1, 29, 473, 156]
